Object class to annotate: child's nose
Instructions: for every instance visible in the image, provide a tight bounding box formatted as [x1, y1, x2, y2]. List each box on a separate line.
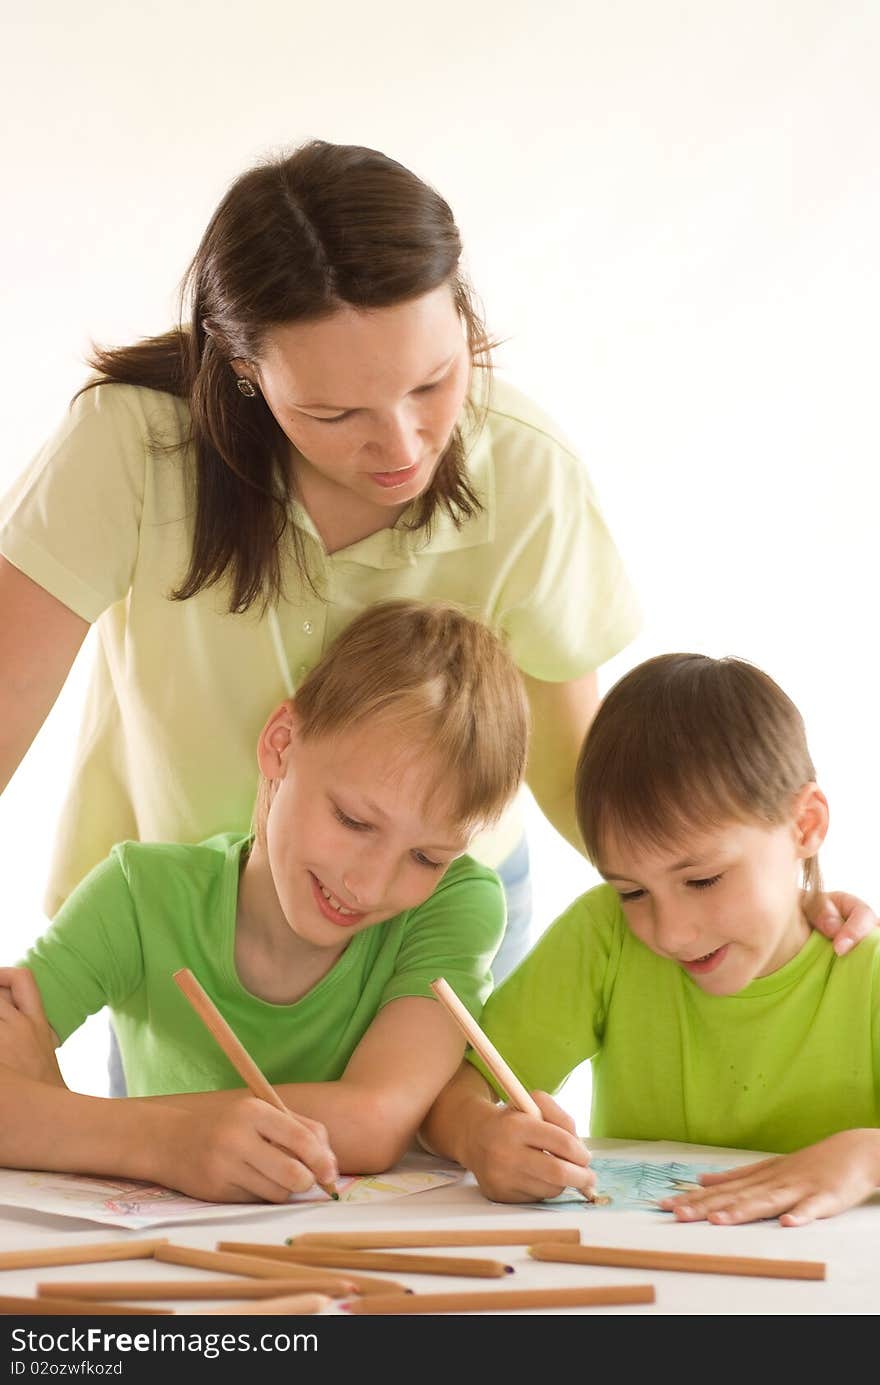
[343, 849, 397, 910]
[651, 900, 702, 958]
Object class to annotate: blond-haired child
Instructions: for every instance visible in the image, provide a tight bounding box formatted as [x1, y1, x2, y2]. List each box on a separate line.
[422, 653, 880, 1226]
[0, 600, 528, 1203]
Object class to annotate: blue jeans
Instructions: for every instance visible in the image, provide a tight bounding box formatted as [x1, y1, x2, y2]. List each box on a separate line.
[491, 834, 533, 985]
[107, 835, 534, 1097]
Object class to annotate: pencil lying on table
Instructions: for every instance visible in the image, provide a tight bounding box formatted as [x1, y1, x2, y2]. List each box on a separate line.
[172, 967, 339, 1201]
[216, 1245, 514, 1278]
[344, 1284, 655, 1314]
[529, 1243, 826, 1281]
[286, 1227, 582, 1248]
[38, 1276, 354, 1302]
[0, 1239, 168, 1271]
[430, 977, 599, 1204]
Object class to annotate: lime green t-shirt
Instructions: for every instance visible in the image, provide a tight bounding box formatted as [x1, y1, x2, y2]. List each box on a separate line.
[472, 884, 880, 1153]
[22, 834, 504, 1098]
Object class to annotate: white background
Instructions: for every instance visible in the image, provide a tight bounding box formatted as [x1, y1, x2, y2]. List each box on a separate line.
[2, 2, 878, 1117]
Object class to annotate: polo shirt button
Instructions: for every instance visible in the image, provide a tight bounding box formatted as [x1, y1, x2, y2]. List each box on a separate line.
[303, 620, 313, 634]
[297, 664, 309, 679]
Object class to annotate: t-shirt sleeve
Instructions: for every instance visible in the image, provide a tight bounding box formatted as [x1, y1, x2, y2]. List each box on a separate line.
[467, 884, 623, 1097]
[490, 415, 642, 682]
[379, 857, 505, 1017]
[0, 384, 148, 622]
[18, 848, 146, 1043]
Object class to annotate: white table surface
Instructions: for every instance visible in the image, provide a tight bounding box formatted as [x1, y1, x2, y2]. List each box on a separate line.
[1, 1139, 877, 1316]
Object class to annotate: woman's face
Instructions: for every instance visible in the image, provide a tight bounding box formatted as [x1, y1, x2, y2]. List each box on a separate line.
[244, 285, 471, 512]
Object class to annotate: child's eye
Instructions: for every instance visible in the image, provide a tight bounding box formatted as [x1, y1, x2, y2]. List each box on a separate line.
[334, 806, 369, 831]
[619, 888, 646, 902]
[688, 874, 722, 890]
[412, 850, 443, 870]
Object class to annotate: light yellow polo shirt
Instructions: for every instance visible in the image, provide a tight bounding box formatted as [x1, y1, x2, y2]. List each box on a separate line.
[0, 376, 640, 913]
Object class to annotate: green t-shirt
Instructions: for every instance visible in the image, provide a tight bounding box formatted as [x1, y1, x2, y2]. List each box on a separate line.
[22, 834, 504, 1098]
[472, 884, 880, 1153]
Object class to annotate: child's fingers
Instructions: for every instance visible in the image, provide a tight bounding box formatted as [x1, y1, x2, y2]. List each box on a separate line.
[532, 1090, 578, 1136]
[779, 1191, 837, 1226]
[696, 1157, 776, 1186]
[515, 1115, 589, 1169]
[257, 1106, 339, 1186]
[245, 1148, 322, 1199]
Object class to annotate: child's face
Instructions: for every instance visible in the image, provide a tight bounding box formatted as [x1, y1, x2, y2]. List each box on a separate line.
[261, 713, 473, 949]
[598, 810, 821, 996]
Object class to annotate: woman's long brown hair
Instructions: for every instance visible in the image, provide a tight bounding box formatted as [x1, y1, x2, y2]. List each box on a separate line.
[81, 141, 492, 612]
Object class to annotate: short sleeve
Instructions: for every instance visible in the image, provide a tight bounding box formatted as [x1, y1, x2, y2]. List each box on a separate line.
[379, 856, 505, 1017]
[468, 884, 624, 1097]
[0, 384, 150, 622]
[487, 394, 642, 682]
[18, 849, 146, 1043]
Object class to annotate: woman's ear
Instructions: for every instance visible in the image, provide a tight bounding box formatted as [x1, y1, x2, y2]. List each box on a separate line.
[256, 699, 299, 779]
[792, 782, 830, 859]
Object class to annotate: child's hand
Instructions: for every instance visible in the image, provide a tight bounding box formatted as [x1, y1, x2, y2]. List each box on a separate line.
[464, 1090, 595, 1204]
[0, 967, 65, 1087]
[658, 1130, 880, 1226]
[802, 890, 877, 957]
[156, 1096, 339, 1204]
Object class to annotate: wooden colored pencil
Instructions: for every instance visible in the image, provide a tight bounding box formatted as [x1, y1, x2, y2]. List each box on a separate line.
[529, 1243, 826, 1281]
[198, 1293, 331, 1316]
[430, 977, 541, 1116]
[37, 1275, 356, 1301]
[0, 1295, 171, 1316]
[172, 967, 339, 1202]
[215, 1245, 410, 1296]
[223, 1244, 513, 1277]
[430, 976, 598, 1203]
[344, 1284, 655, 1314]
[155, 1245, 317, 1279]
[286, 1227, 582, 1249]
[0, 1238, 168, 1272]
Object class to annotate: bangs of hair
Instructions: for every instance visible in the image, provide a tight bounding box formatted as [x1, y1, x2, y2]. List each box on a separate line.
[577, 653, 818, 871]
[293, 601, 530, 831]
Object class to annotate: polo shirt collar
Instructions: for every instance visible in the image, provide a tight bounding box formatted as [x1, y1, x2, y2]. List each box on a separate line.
[289, 441, 495, 570]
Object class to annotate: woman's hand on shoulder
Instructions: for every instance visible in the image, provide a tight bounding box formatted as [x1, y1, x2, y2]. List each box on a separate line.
[153, 1095, 339, 1204]
[0, 966, 65, 1086]
[803, 890, 878, 956]
[658, 1130, 880, 1226]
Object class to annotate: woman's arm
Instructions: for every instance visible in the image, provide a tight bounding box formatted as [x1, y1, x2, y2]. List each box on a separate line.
[149, 995, 469, 1174]
[0, 557, 88, 794]
[521, 669, 599, 853]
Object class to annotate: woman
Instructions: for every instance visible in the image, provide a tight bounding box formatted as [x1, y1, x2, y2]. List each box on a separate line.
[0, 141, 868, 1096]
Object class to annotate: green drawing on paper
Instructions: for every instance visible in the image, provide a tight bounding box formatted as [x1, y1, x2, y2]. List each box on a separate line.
[535, 1158, 727, 1213]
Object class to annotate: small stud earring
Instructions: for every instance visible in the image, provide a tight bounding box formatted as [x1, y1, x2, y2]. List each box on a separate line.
[236, 377, 257, 398]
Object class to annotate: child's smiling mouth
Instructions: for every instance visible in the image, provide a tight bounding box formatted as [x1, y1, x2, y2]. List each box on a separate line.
[309, 872, 367, 928]
[680, 944, 729, 975]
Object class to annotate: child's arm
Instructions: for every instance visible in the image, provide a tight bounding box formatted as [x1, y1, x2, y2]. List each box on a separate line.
[0, 1066, 338, 1203]
[0, 968, 338, 1203]
[659, 1130, 880, 1226]
[420, 1059, 594, 1202]
[145, 994, 477, 1174]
